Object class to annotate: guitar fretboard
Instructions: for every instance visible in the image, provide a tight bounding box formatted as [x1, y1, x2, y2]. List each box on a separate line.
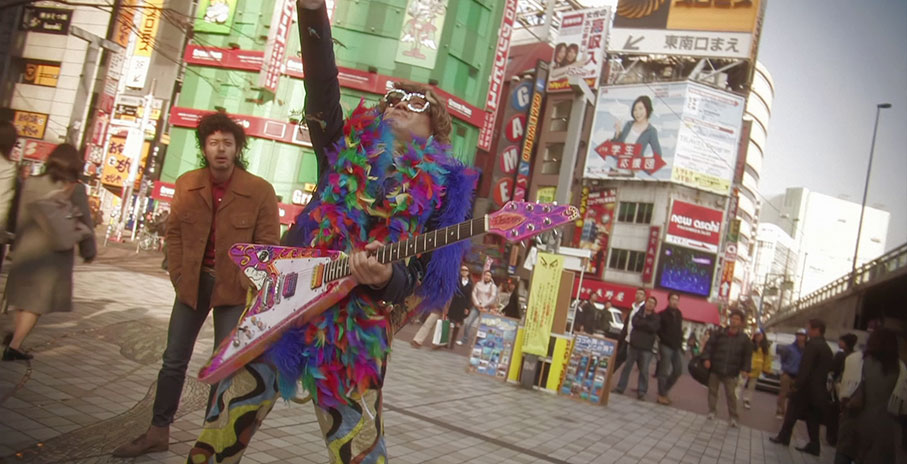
[322, 217, 487, 283]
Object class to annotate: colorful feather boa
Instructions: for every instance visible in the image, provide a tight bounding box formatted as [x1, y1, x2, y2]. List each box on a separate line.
[268, 102, 477, 407]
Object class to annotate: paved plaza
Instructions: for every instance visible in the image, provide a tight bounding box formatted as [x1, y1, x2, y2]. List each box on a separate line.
[0, 246, 835, 464]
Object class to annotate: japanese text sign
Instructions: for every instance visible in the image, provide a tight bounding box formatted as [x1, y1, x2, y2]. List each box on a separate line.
[642, 226, 660, 283]
[13, 110, 49, 140]
[20, 7, 73, 35]
[548, 8, 611, 92]
[523, 252, 564, 356]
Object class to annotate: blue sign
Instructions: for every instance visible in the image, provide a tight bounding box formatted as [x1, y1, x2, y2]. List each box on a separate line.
[510, 82, 532, 112]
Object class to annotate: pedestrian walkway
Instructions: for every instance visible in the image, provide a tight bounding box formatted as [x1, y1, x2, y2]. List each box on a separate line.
[0, 258, 835, 463]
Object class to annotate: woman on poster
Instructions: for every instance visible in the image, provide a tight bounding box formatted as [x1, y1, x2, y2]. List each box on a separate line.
[612, 95, 663, 158]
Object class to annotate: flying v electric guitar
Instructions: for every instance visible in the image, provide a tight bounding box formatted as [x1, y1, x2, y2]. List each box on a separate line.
[199, 201, 579, 384]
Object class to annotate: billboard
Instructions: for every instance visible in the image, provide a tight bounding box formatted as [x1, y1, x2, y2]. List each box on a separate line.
[512, 61, 548, 202]
[609, 0, 761, 59]
[665, 200, 724, 253]
[478, 0, 518, 152]
[583, 82, 745, 195]
[125, 0, 163, 89]
[194, 0, 238, 34]
[655, 244, 717, 298]
[548, 8, 610, 92]
[259, 0, 296, 94]
[396, 0, 450, 69]
[572, 187, 617, 277]
[523, 252, 564, 356]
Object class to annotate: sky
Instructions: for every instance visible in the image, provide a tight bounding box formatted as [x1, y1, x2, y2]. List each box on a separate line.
[579, 0, 907, 251]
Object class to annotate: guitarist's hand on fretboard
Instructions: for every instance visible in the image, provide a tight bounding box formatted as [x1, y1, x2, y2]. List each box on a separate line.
[351, 241, 393, 290]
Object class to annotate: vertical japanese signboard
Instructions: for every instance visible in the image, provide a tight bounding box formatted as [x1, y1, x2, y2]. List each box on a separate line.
[572, 187, 617, 277]
[194, 0, 238, 34]
[523, 252, 564, 356]
[395, 0, 449, 69]
[548, 8, 610, 92]
[477, 0, 518, 152]
[259, 0, 296, 94]
[126, 0, 163, 89]
[642, 226, 660, 284]
[609, 0, 761, 59]
[101, 135, 150, 189]
[512, 61, 548, 202]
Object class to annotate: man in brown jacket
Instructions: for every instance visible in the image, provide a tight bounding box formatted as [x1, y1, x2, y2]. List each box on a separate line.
[114, 112, 279, 457]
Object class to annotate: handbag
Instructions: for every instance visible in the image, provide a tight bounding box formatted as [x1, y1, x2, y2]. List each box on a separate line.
[30, 188, 93, 251]
[431, 318, 451, 346]
[688, 354, 710, 386]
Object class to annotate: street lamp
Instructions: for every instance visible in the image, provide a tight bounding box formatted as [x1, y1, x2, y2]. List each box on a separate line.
[851, 103, 892, 285]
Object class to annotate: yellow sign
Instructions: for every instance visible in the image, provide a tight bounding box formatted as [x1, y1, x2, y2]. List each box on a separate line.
[101, 135, 150, 189]
[24, 62, 60, 87]
[667, 0, 761, 33]
[522, 252, 564, 356]
[134, 0, 162, 57]
[536, 187, 556, 204]
[13, 110, 49, 139]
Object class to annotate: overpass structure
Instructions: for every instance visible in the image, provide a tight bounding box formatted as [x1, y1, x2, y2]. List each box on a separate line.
[764, 242, 907, 337]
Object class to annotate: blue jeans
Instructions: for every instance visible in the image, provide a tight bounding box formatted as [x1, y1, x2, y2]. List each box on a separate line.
[151, 271, 244, 427]
[459, 308, 479, 343]
[615, 346, 653, 395]
[657, 344, 683, 396]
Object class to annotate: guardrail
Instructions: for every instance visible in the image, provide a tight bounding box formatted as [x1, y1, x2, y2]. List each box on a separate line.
[765, 242, 907, 325]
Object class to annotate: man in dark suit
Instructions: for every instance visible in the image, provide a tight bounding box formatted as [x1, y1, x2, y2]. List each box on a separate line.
[770, 318, 834, 456]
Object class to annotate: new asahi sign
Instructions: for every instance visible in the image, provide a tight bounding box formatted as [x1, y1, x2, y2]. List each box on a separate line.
[665, 199, 724, 253]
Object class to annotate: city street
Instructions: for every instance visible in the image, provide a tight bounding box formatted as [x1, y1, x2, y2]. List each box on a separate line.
[0, 244, 833, 464]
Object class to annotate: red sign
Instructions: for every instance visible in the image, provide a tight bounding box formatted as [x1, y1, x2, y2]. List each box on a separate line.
[571, 277, 638, 309]
[259, 0, 296, 93]
[499, 145, 519, 174]
[169, 106, 311, 147]
[184, 45, 264, 71]
[477, 0, 518, 151]
[152, 180, 176, 202]
[642, 226, 660, 284]
[504, 114, 526, 142]
[278, 202, 303, 225]
[492, 178, 513, 208]
[595, 141, 666, 174]
[572, 187, 617, 277]
[665, 200, 724, 253]
[13, 138, 56, 162]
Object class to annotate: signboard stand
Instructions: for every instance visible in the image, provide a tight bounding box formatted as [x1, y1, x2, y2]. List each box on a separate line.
[559, 334, 618, 406]
[466, 314, 520, 380]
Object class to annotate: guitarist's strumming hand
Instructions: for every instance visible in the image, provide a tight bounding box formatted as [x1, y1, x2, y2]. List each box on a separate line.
[350, 241, 392, 290]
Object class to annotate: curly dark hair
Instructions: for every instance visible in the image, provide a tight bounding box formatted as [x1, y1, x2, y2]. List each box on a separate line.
[196, 111, 248, 170]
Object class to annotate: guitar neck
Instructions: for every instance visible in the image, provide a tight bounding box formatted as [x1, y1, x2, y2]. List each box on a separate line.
[323, 217, 487, 282]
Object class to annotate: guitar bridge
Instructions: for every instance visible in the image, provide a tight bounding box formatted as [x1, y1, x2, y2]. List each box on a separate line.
[311, 264, 324, 289]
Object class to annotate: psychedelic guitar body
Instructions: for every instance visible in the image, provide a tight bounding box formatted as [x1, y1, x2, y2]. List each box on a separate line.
[198, 201, 579, 384]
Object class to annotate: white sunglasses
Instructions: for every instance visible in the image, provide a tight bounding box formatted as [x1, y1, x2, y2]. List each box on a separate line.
[383, 89, 431, 113]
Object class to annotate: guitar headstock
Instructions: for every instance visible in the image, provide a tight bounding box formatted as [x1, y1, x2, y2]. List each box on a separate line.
[487, 201, 579, 242]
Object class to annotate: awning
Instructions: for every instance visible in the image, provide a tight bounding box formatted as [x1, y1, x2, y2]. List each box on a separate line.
[651, 289, 720, 325]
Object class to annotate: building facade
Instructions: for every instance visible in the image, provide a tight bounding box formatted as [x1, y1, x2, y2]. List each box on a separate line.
[762, 187, 890, 300]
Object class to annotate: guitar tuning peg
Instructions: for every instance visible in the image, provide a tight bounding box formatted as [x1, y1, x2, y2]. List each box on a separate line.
[526, 204, 534, 211]
[542, 205, 551, 213]
[510, 230, 519, 237]
[526, 224, 535, 231]
[544, 218, 552, 225]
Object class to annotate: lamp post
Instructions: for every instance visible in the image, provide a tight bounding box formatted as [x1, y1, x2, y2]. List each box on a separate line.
[851, 103, 892, 286]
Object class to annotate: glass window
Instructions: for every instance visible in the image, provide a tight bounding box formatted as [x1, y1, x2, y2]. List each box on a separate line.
[550, 100, 572, 132]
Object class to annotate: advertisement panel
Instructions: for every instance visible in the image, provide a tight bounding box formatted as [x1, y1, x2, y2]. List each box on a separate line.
[523, 252, 564, 356]
[395, 0, 449, 69]
[194, 0, 238, 34]
[126, 0, 163, 89]
[572, 187, 617, 278]
[548, 8, 610, 92]
[488, 78, 531, 208]
[559, 335, 618, 405]
[666, 200, 724, 253]
[477, 0, 518, 151]
[642, 226, 660, 284]
[12, 110, 48, 140]
[584, 82, 745, 195]
[467, 314, 519, 380]
[258, 0, 295, 94]
[23, 60, 60, 87]
[609, 0, 761, 59]
[571, 277, 637, 309]
[12, 139, 56, 162]
[20, 7, 72, 35]
[101, 135, 150, 189]
[512, 61, 549, 202]
[655, 244, 717, 298]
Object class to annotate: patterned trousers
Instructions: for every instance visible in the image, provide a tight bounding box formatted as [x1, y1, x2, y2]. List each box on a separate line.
[187, 361, 386, 464]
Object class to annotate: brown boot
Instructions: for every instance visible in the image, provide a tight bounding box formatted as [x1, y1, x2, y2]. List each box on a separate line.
[112, 425, 169, 457]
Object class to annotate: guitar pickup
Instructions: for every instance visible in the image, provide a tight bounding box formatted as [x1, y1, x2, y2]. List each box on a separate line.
[283, 272, 298, 297]
[311, 264, 324, 289]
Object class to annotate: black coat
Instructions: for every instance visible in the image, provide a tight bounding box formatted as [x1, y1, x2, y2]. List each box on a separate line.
[793, 336, 834, 406]
[703, 328, 752, 377]
[447, 278, 474, 323]
[657, 307, 684, 350]
[628, 310, 660, 350]
[618, 301, 645, 343]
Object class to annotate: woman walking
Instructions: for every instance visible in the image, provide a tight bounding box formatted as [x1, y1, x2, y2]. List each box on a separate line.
[3, 144, 96, 361]
[742, 329, 772, 409]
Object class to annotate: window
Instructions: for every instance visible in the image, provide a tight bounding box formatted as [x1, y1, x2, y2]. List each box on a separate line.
[549, 100, 572, 132]
[540, 143, 563, 175]
[608, 248, 646, 273]
[617, 202, 653, 224]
